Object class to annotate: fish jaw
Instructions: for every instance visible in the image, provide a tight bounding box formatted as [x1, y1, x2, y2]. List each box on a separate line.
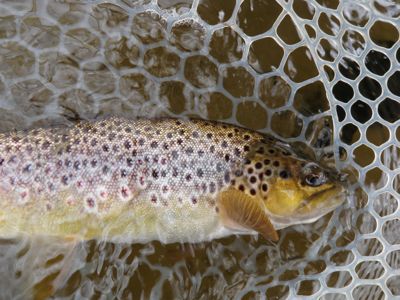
[266, 184, 346, 230]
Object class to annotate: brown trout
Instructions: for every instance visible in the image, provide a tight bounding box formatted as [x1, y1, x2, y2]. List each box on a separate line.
[0, 118, 345, 243]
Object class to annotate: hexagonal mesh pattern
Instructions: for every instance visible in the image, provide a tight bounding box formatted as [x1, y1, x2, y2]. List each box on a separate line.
[0, 0, 398, 298]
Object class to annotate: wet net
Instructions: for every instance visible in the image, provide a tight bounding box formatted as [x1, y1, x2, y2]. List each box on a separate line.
[0, 0, 399, 299]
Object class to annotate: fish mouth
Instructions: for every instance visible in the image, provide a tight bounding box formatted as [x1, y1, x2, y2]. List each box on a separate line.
[268, 185, 346, 230]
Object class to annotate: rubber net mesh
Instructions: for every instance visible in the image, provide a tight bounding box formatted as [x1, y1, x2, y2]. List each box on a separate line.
[0, 0, 399, 299]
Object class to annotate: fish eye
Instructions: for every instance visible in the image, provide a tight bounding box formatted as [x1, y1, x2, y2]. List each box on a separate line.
[302, 163, 327, 187]
[304, 173, 325, 187]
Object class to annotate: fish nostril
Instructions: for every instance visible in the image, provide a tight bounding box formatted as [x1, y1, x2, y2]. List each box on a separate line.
[279, 170, 290, 179]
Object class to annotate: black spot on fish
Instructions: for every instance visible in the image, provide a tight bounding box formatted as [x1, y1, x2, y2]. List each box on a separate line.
[61, 175, 68, 185]
[74, 161, 81, 170]
[108, 133, 116, 141]
[262, 183, 268, 192]
[42, 141, 50, 150]
[234, 148, 241, 156]
[186, 147, 194, 155]
[23, 164, 32, 173]
[209, 182, 216, 193]
[102, 166, 109, 175]
[152, 170, 159, 179]
[224, 171, 230, 183]
[65, 145, 72, 153]
[171, 150, 178, 159]
[124, 140, 131, 149]
[64, 159, 71, 167]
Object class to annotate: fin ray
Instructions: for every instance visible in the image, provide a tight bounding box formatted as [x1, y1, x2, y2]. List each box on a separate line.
[218, 188, 279, 241]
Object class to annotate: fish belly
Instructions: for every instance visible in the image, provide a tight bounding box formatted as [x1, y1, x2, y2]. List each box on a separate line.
[0, 193, 231, 243]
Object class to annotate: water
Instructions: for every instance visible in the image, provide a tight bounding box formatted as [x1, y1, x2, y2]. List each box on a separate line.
[0, 0, 399, 299]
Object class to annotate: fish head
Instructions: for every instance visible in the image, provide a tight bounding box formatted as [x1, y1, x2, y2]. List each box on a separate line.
[263, 161, 346, 229]
[236, 144, 347, 230]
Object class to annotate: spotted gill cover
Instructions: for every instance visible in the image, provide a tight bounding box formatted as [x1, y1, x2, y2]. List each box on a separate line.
[0, 117, 342, 243]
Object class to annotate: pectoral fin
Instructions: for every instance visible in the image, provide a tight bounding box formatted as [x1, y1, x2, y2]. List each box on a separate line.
[218, 188, 279, 241]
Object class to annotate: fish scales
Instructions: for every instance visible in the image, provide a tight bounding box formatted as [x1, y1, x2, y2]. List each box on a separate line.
[0, 118, 262, 242]
[0, 118, 345, 243]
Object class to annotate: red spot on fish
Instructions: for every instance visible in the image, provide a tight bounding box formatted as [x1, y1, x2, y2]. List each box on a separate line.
[20, 191, 27, 199]
[87, 198, 95, 208]
[121, 186, 129, 198]
[76, 181, 83, 189]
[151, 194, 157, 203]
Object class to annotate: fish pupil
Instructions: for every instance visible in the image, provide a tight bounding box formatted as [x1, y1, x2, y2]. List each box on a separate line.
[305, 174, 324, 187]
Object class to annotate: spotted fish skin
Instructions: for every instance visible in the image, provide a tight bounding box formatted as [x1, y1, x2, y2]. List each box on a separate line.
[0, 117, 298, 243]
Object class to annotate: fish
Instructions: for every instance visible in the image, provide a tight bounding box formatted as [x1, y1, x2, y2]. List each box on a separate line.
[0, 117, 346, 243]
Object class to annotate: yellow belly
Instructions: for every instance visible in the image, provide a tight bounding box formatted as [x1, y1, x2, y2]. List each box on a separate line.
[0, 195, 227, 243]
